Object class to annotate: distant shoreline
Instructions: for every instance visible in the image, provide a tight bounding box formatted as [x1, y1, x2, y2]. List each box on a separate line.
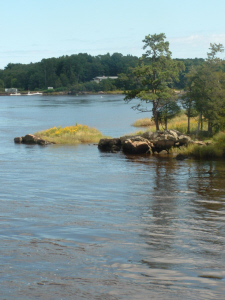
[0, 90, 125, 96]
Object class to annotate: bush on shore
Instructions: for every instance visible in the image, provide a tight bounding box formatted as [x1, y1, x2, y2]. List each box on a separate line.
[34, 124, 105, 144]
[171, 132, 225, 159]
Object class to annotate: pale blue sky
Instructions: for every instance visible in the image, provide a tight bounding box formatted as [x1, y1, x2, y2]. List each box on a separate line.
[0, 0, 225, 69]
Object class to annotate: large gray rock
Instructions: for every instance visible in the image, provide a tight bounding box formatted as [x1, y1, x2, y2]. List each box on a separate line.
[22, 134, 39, 144]
[22, 134, 47, 145]
[122, 136, 153, 154]
[141, 130, 192, 151]
[142, 131, 163, 140]
[178, 135, 192, 145]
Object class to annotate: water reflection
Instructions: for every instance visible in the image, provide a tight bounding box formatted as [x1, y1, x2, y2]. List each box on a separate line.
[123, 154, 225, 293]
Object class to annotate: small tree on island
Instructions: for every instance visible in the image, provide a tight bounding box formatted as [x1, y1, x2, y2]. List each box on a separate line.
[124, 33, 184, 130]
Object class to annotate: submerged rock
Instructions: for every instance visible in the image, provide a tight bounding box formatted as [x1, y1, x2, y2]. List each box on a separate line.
[98, 138, 121, 152]
[175, 153, 189, 160]
[14, 137, 23, 143]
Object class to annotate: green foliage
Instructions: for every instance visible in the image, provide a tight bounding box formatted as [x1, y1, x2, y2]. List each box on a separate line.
[191, 144, 223, 159]
[0, 79, 4, 88]
[174, 131, 225, 159]
[174, 58, 205, 89]
[157, 98, 181, 129]
[182, 43, 225, 135]
[0, 53, 139, 91]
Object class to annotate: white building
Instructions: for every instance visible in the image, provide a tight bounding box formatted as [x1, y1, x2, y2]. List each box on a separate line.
[93, 76, 118, 83]
[5, 88, 18, 93]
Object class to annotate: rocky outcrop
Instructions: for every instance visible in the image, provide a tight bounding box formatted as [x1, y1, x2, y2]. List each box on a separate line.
[14, 134, 50, 145]
[175, 153, 189, 160]
[142, 129, 192, 152]
[98, 130, 195, 155]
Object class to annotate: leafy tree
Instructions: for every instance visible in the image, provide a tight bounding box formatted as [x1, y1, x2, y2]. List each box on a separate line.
[99, 78, 116, 91]
[181, 69, 199, 134]
[55, 78, 62, 88]
[124, 33, 184, 130]
[186, 43, 225, 135]
[174, 58, 205, 89]
[60, 73, 69, 86]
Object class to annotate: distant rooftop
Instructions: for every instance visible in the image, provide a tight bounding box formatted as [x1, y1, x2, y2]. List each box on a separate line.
[93, 76, 118, 83]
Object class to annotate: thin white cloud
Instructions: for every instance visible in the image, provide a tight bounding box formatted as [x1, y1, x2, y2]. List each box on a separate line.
[171, 34, 225, 45]
[170, 34, 225, 58]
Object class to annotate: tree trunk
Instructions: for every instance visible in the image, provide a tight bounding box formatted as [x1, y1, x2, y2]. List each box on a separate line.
[153, 101, 159, 130]
[154, 113, 159, 130]
[208, 120, 212, 135]
[165, 117, 167, 130]
[196, 112, 202, 137]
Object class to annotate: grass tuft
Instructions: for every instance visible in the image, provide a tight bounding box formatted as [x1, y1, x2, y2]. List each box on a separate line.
[132, 118, 155, 127]
[34, 124, 106, 145]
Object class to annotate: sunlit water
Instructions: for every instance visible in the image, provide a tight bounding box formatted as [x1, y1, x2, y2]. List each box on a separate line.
[0, 95, 225, 300]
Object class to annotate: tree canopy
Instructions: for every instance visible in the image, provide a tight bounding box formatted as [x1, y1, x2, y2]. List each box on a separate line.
[124, 33, 185, 130]
[182, 43, 225, 135]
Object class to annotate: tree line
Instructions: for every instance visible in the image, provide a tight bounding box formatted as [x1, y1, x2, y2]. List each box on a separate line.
[0, 53, 139, 92]
[0, 51, 204, 93]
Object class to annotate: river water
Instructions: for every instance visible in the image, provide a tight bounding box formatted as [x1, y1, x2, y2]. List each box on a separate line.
[0, 94, 225, 300]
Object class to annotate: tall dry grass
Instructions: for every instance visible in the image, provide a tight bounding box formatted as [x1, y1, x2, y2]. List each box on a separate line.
[132, 113, 208, 134]
[132, 118, 155, 127]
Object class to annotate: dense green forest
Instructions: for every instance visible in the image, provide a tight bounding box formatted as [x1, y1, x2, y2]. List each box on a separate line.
[0, 52, 205, 93]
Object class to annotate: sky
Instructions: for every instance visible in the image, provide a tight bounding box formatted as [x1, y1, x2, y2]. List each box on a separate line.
[0, 0, 225, 69]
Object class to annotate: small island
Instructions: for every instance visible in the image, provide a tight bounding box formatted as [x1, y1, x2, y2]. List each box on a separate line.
[14, 124, 106, 145]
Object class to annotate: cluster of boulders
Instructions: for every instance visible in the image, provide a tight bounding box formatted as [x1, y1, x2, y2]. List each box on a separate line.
[98, 129, 206, 155]
[14, 130, 208, 160]
[14, 134, 51, 145]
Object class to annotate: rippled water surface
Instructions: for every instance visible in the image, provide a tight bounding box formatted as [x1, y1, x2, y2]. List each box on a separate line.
[0, 95, 225, 299]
